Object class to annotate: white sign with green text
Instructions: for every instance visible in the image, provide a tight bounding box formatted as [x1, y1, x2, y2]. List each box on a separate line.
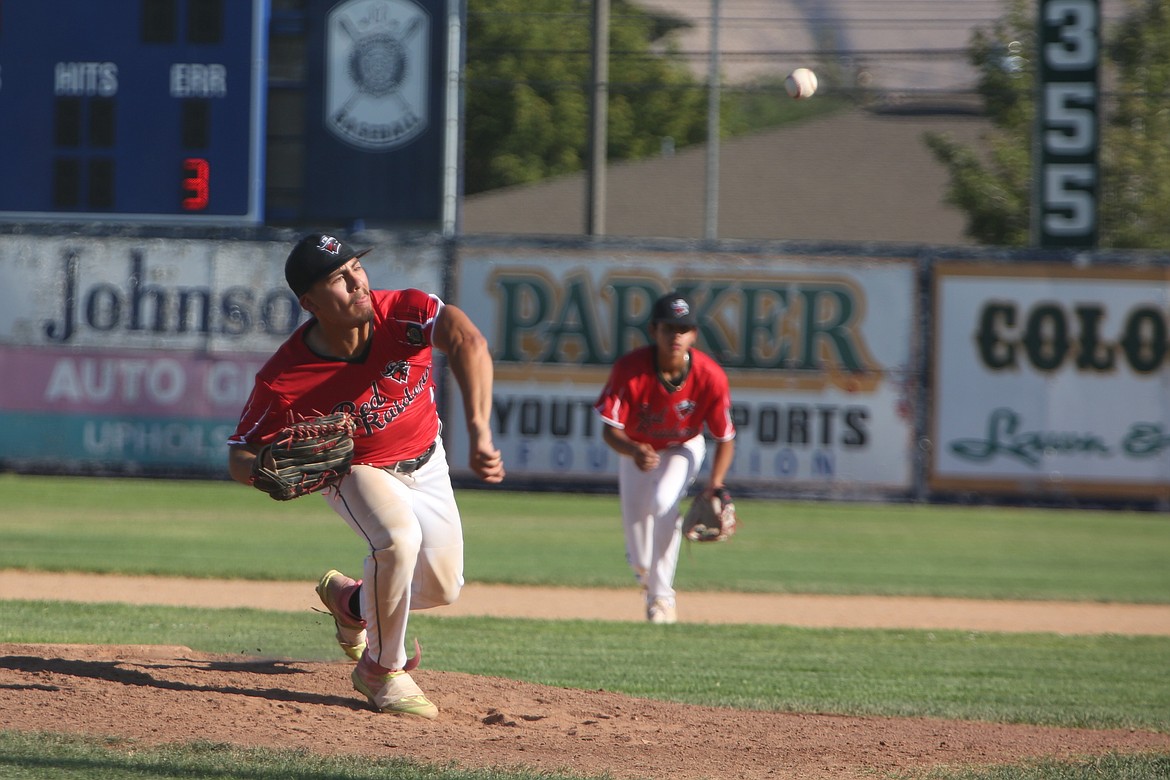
[932, 262, 1170, 499]
[447, 248, 919, 496]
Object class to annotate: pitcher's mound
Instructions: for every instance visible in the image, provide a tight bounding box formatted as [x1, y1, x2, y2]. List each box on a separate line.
[2, 643, 1168, 780]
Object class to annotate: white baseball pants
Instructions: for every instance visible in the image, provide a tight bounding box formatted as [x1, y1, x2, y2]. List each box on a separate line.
[617, 434, 706, 607]
[323, 436, 464, 671]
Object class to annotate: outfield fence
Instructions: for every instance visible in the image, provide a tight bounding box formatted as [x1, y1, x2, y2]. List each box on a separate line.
[1, 227, 1168, 508]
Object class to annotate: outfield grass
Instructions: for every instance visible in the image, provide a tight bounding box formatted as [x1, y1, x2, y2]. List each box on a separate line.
[1, 732, 1167, 780]
[0, 732, 578, 780]
[2, 474, 1168, 602]
[1, 473, 1168, 780]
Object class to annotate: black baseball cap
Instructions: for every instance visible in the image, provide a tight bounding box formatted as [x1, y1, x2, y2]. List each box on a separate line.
[651, 292, 698, 328]
[285, 232, 372, 296]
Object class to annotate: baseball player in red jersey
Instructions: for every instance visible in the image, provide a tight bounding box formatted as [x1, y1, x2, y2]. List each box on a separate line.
[595, 292, 736, 623]
[228, 232, 505, 719]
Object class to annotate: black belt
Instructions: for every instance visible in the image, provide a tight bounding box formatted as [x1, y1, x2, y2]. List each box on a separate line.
[388, 441, 436, 475]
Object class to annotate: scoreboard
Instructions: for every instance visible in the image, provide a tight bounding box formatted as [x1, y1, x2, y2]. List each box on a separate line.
[0, 0, 267, 224]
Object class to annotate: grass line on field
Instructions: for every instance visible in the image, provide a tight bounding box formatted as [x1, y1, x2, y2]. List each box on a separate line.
[4, 571, 1170, 635]
[2, 601, 1167, 732]
[3, 732, 1164, 780]
[1, 474, 1168, 603]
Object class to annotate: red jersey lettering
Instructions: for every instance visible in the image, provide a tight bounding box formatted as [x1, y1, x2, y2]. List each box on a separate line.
[230, 288, 442, 464]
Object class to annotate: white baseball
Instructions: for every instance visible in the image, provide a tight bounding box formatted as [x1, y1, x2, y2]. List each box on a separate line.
[785, 68, 818, 99]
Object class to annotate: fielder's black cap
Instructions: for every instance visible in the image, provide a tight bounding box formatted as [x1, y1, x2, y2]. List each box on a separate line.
[285, 232, 372, 296]
[651, 292, 698, 328]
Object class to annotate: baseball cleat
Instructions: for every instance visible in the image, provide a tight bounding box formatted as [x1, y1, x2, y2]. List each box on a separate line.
[352, 656, 438, 719]
[647, 597, 677, 624]
[315, 569, 367, 662]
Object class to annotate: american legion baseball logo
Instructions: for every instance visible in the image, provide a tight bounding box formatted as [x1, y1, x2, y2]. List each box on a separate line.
[325, 0, 430, 151]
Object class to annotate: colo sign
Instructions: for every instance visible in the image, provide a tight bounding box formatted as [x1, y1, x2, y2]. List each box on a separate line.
[932, 262, 1170, 500]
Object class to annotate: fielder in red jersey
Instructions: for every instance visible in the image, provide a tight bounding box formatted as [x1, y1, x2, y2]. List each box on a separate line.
[228, 232, 504, 720]
[595, 292, 736, 623]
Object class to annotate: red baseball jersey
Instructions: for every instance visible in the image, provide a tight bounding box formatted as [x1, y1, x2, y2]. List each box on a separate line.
[229, 288, 442, 465]
[595, 346, 735, 450]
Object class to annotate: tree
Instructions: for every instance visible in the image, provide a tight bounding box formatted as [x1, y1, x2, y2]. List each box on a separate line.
[925, 0, 1170, 248]
[923, 0, 1036, 246]
[1100, 0, 1170, 247]
[463, 0, 707, 195]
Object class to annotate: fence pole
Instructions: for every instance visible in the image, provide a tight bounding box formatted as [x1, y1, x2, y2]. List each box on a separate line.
[704, 0, 721, 240]
[586, 0, 609, 236]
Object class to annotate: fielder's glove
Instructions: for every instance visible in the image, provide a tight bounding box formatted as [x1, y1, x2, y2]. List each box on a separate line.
[682, 486, 738, 542]
[250, 412, 356, 501]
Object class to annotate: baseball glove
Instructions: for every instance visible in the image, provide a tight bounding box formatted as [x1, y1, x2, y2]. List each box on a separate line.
[250, 412, 356, 501]
[682, 487, 738, 542]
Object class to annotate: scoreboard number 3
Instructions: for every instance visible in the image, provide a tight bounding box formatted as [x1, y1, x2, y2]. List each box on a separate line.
[182, 157, 210, 211]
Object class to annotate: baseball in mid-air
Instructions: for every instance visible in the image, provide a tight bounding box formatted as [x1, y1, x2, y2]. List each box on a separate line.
[785, 68, 818, 99]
